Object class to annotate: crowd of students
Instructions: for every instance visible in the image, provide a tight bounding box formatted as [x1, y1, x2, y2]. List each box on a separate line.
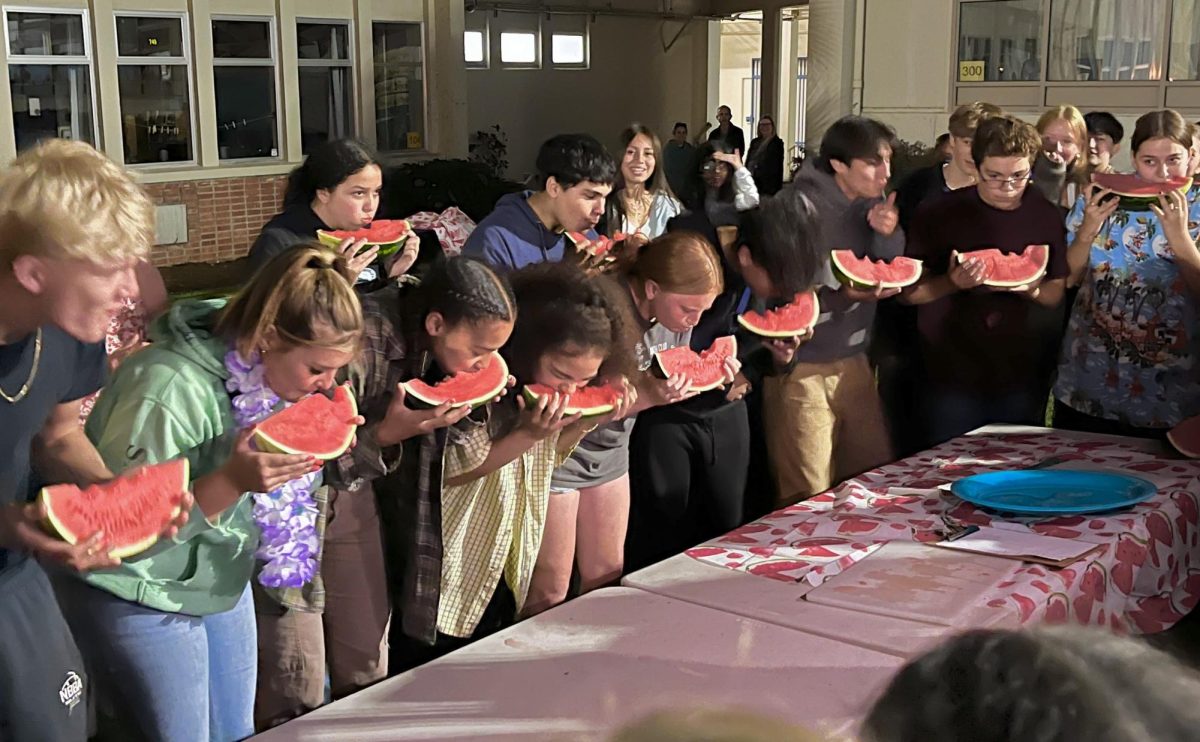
[1, 95, 1198, 741]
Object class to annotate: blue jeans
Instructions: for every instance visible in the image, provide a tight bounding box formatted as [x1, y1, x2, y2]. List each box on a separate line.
[926, 388, 1047, 445]
[54, 577, 256, 742]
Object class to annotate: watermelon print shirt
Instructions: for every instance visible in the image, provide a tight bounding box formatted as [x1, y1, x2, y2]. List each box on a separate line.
[1054, 191, 1200, 428]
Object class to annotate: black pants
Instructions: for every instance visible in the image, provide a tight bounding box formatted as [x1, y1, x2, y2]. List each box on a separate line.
[0, 557, 89, 742]
[1052, 400, 1168, 443]
[389, 578, 516, 675]
[625, 401, 751, 573]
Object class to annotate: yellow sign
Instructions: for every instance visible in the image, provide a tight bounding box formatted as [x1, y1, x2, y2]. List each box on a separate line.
[406, 132, 423, 149]
[959, 60, 986, 82]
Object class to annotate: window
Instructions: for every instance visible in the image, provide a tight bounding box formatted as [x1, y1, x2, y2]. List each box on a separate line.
[957, 0, 1044, 81]
[297, 21, 353, 154]
[212, 18, 279, 160]
[372, 22, 425, 151]
[4, 9, 96, 151]
[1170, 0, 1200, 79]
[464, 29, 486, 67]
[551, 33, 587, 67]
[500, 32, 538, 65]
[1049, 0, 1166, 80]
[114, 14, 193, 164]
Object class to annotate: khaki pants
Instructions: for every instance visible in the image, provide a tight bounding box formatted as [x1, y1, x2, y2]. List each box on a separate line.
[762, 353, 894, 507]
[254, 483, 391, 730]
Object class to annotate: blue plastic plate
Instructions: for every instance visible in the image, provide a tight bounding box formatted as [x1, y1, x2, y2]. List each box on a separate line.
[949, 469, 1157, 515]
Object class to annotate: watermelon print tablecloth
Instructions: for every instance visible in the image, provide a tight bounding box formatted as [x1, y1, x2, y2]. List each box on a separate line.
[687, 429, 1200, 633]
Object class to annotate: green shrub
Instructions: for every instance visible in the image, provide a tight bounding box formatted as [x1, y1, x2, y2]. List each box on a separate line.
[380, 158, 523, 223]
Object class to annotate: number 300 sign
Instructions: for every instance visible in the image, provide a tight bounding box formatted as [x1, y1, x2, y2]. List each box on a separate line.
[959, 60, 986, 82]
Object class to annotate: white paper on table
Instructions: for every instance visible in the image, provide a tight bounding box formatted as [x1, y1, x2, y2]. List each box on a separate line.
[935, 524, 1101, 565]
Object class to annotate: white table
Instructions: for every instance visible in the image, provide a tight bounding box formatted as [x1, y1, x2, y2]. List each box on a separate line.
[253, 588, 904, 741]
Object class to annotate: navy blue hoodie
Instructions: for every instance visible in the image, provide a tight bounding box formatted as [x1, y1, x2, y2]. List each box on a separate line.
[463, 191, 597, 270]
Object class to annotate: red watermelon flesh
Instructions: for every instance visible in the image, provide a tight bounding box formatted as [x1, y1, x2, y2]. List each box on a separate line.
[738, 291, 820, 338]
[830, 250, 923, 289]
[254, 384, 359, 460]
[1092, 172, 1191, 204]
[40, 458, 190, 560]
[1168, 415, 1200, 458]
[652, 336, 737, 393]
[567, 231, 627, 258]
[404, 352, 510, 409]
[523, 383, 621, 416]
[317, 219, 413, 255]
[958, 245, 1049, 288]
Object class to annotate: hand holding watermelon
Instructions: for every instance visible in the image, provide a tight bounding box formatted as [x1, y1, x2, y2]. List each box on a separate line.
[333, 237, 381, 278]
[376, 383, 475, 446]
[763, 335, 806, 370]
[0, 500, 123, 571]
[841, 280, 902, 302]
[640, 372, 698, 409]
[947, 250, 987, 291]
[223, 427, 321, 495]
[1079, 184, 1120, 240]
[1149, 188, 1194, 250]
[515, 390, 583, 439]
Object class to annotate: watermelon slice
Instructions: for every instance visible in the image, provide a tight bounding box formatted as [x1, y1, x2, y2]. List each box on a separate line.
[957, 245, 1049, 288]
[737, 291, 820, 338]
[652, 336, 737, 393]
[567, 231, 627, 258]
[253, 384, 359, 460]
[1168, 415, 1200, 458]
[316, 219, 413, 256]
[830, 250, 923, 289]
[40, 458, 191, 560]
[1091, 172, 1191, 211]
[523, 383, 621, 416]
[403, 352, 509, 409]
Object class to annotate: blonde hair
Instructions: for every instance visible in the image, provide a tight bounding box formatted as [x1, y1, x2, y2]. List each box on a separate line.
[216, 244, 363, 358]
[626, 231, 724, 296]
[948, 102, 1004, 138]
[0, 139, 154, 268]
[1036, 105, 1088, 150]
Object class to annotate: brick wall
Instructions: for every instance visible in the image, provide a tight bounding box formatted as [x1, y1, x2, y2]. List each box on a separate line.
[144, 174, 288, 267]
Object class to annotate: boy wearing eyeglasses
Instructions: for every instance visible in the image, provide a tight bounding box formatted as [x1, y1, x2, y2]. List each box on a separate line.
[901, 114, 1069, 444]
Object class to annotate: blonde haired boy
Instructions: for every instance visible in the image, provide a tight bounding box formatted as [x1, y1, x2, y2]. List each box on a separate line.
[0, 139, 188, 741]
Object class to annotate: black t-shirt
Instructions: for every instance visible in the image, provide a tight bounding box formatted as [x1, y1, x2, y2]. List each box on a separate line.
[895, 164, 950, 234]
[247, 203, 328, 272]
[0, 326, 105, 567]
[906, 186, 1069, 394]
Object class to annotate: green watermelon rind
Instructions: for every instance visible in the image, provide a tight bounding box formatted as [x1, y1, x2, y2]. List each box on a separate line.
[403, 353, 510, 409]
[830, 251, 923, 290]
[737, 291, 820, 338]
[316, 219, 413, 256]
[40, 458, 190, 560]
[957, 245, 1049, 289]
[522, 384, 619, 417]
[254, 384, 359, 460]
[1092, 174, 1191, 212]
[651, 336, 738, 393]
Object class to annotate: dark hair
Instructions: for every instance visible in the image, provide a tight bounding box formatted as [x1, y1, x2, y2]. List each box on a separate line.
[971, 114, 1040, 167]
[737, 191, 823, 297]
[535, 134, 617, 191]
[673, 122, 688, 132]
[863, 627, 1200, 742]
[934, 132, 951, 148]
[504, 261, 636, 386]
[1084, 111, 1124, 144]
[683, 140, 735, 210]
[717, 105, 732, 115]
[605, 124, 677, 235]
[1131, 109, 1193, 154]
[815, 116, 897, 174]
[283, 138, 380, 207]
[417, 256, 516, 329]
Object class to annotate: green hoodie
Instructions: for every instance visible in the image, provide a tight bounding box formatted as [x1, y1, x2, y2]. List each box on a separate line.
[82, 298, 256, 616]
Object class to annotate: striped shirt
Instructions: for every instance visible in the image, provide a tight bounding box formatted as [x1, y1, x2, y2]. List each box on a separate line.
[437, 424, 567, 638]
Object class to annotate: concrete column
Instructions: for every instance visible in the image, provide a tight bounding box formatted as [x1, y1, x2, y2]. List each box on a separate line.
[423, 0, 467, 157]
[805, 0, 857, 150]
[758, 6, 781, 126]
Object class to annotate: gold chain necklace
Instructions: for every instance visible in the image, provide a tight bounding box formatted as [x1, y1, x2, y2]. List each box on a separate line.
[0, 328, 42, 404]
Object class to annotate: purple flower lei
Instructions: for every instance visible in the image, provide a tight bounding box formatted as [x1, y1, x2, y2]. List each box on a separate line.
[225, 348, 321, 588]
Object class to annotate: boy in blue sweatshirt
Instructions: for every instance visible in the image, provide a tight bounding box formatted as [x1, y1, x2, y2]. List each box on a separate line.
[464, 133, 617, 269]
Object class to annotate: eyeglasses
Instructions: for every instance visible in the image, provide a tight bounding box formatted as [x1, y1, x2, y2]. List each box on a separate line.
[979, 170, 1032, 189]
[702, 160, 730, 173]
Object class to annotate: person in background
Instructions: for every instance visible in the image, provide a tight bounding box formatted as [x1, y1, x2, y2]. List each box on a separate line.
[1054, 109, 1200, 439]
[745, 115, 785, 195]
[684, 141, 760, 228]
[1189, 121, 1200, 178]
[663, 122, 696, 200]
[463, 134, 617, 269]
[862, 627, 1200, 742]
[1033, 104, 1089, 210]
[248, 139, 415, 290]
[707, 105, 746, 155]
[1084, 111, 1124, 175]
[604, 124, 682, 249]
[771, 116, 901, 505]
[902, 114, 1068, 445]
[0, 139, 190, 742]
[882, 101, 1002, 454]
[934, 132, 952, 161]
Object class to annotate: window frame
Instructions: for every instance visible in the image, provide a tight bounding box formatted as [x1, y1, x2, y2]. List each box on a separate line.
[464, 28, 488, 69]
[295, 18, 357, 150]
[549, 31, 588, 69]
[370, 20, 429, 154]
[3, 6, 100, 147]
[210, 14, 283, 162]
[112, 10, 197, 168]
